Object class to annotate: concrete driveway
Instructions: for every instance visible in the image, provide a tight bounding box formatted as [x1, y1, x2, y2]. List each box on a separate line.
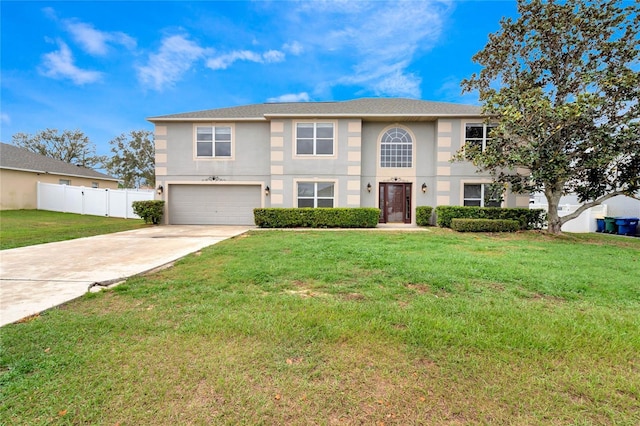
[0, 225, 251, 327]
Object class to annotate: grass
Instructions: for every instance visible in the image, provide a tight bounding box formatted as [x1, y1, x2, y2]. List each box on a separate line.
[0, 210, 147, 249]
[1, 229, 639, 424]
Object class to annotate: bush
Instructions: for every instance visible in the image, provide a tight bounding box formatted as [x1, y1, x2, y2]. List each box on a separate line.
[451, 218, 520, 232]
[132, 200, 165, 224]
[415, 206, 433, 226]
[254, 208, 380, 228]
[435, 206, 546, 230]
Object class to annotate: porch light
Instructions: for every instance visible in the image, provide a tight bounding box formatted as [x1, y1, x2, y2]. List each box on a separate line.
[156, 185, 164, 195]
[421, 183, 427, 193]
[265, 185, 270, 196]
[367, 182, 372, 193]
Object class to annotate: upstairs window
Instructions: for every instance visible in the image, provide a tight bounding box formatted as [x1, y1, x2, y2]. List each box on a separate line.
[196, 126, 232, 158]
[464, 123, 496, 158]
[380, 127, 412, 168]
[463, 183, 502, 207]
[297, 182, 334, 208]
[296, 123, 334, 156]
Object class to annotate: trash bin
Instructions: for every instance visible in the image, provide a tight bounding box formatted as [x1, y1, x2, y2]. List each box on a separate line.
[596, 218, 605, 233]
[615, 217, 639, 236]
[604, 217, 617, 234]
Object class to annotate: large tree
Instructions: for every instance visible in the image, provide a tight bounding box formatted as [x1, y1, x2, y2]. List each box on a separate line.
[460, 0, 640, 234]
[104, 130, 155, 189]
[12, 128, 105, 169]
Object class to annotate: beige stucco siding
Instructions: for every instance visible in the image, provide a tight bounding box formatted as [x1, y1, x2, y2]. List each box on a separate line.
[0, 169, 119, 210]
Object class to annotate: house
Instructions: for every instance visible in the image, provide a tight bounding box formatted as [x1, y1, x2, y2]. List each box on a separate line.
[0, 142, 119, 210]
[147, 98, 530, 225]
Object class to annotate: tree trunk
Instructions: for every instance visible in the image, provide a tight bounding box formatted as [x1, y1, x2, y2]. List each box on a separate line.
[545, 187, 564, 234]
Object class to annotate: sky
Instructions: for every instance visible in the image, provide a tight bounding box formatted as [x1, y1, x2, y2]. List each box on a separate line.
[1, 0, 519, 159]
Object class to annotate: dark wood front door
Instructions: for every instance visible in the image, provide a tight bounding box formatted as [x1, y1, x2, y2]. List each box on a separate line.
[379, 183, 411, 223]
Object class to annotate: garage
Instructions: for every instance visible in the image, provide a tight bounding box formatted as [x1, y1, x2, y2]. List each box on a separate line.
[168, 184, 261, 225]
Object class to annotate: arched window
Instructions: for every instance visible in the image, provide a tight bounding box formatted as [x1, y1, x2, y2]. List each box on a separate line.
[380, 127, 412, 168]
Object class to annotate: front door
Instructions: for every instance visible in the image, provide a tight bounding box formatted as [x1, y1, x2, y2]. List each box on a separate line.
[379, 183, 412, 223]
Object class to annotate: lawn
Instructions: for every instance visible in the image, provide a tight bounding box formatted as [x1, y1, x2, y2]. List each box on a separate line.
[1, 229, 639, 424]
[0, 210, 147, 250]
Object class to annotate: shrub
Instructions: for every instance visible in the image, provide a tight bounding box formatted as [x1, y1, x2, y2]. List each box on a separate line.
[415, 206, 434, 226]
[435, 206, 546, 230]
[254, 208, 380, 228]
[451, 218, 520, 232]
[132, 200, 165, 224]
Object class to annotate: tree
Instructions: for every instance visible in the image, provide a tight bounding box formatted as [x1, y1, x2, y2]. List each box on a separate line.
[459, 0, 640, 234]
[104, 130, 155, 188]
[12, 128, 105, 168]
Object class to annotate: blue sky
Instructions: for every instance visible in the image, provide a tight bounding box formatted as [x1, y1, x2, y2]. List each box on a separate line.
[1, 0, 518, 158]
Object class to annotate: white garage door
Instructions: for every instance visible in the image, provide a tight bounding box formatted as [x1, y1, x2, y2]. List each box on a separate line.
[169, 184, 261, 225]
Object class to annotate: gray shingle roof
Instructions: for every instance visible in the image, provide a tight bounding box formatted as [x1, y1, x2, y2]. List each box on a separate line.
[0, 142, 118, 181]
[148, 97, 483, 121]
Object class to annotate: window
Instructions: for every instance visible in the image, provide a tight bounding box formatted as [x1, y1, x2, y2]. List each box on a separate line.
[59, 179, 71, 185]
[380, 127, 412, 167]
[91, 182, 99, 188]
[296, 123, 334, 155]
[464, 123, 496, 157]
[196, 126, 232, 157]
[297, 182, 334, 208]
[463, 183, 503, 207]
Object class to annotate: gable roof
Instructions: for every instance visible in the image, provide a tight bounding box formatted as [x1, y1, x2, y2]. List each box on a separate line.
[148, 97, 484, 122]
[0, 142, 118, 181]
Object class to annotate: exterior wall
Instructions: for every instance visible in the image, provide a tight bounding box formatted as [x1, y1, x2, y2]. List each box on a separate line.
[361, 121, 436, 217]
[438, 119, 528, 208]
[156, 113, 531, 224]
[269, 119, 362, 208]
[0, 168, 118, 210]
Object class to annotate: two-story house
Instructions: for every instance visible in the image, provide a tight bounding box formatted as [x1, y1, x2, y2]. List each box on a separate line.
[147, 98, 530, 225]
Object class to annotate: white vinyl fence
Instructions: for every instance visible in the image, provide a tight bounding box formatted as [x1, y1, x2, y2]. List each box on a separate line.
[530, 203, 608, 233]
[37, 182, 155, 219]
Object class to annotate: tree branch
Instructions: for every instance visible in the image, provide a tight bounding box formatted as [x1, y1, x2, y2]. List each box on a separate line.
[559, 190, 629, 223]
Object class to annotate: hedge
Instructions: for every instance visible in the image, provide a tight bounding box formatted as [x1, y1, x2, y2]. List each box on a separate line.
[435, 206, 546, 230]
[451, 218, 520, 232]
[254, 208, 380, 228]
[415, 206, 434, 226]
[132, 200, 165, 224]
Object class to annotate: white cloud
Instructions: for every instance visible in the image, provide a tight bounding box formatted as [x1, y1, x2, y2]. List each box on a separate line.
[137, 35, 210, 90]
[267, 92, 311, 103]
[206, 49, 286, 70]
[40, 40, 103, 85]
[43, 8, 136, 56]
[65, 21, 136, 56]
[436, 76, 480, 104]
[287, 0, 452, 98]
[283, 41, 304, 55]
[1, 113, 10, 125]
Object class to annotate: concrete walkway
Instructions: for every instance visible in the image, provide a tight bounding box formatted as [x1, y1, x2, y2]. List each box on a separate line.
[0, 225, 251, 327]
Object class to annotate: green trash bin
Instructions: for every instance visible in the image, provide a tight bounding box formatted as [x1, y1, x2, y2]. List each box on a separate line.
[604, 217, 618, 234]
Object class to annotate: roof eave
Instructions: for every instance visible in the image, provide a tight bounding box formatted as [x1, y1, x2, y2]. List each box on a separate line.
[147, 117, 268, 123]
[148, 112, 486, 122]
[0, 166, 119, 181]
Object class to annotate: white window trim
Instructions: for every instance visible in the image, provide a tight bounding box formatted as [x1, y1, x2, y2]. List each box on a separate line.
[377, 124, 416, 170]
[462, 122, 496, 155]
[460, 180, 504, 207]
[293, 178, 339, 208]
[292, 120, 337, 159]
[193, 123, 235, 160]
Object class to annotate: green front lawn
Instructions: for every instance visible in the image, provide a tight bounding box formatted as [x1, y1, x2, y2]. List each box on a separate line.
[0, 210, 147, 250]
[1, 230, 639, 424]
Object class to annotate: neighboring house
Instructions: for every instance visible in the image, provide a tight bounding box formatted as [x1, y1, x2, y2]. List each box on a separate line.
[0, 142, 119, 210]
[147, 98, 530, 225]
